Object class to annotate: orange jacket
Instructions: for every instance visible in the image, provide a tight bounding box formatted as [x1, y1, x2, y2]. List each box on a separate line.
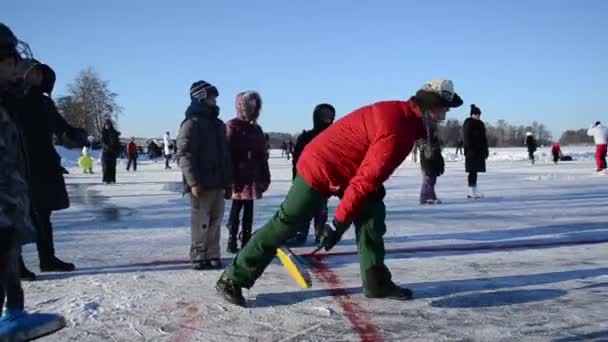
[297, 99, 426, 223]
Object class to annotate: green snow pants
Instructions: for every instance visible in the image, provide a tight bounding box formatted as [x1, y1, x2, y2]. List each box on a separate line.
[223, 174, 390, 291]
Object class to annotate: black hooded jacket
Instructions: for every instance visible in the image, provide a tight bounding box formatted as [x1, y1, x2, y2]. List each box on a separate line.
[292, 104, 335, 178]
[12, 64, 87, 211]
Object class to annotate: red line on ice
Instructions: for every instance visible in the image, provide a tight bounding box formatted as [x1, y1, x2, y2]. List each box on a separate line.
[170, 303, 200, 342]
[310, 258, 383, 342]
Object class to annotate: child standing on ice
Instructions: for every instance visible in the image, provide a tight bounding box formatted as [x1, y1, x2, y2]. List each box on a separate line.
[288, 103, 336, 245]
[419, 125, 445, 204]
[225, 91, 270, 253]
[78, 146, 94, 173]
[216, 79, 463, 307]
[177, 80, 233, 270]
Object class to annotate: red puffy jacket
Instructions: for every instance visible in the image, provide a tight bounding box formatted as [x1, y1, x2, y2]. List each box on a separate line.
[297, 99, 426, 224]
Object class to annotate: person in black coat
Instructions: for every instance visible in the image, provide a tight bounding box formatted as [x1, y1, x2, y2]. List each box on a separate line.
[525, 132, 537, 164]
[463, 104, 489, 199]
[455, 138, 464, 155]
[101, 118, 121, 184]
[287, 103, 335, 245]
[14, 61, 87, 278]
[419, 127, 445, 204]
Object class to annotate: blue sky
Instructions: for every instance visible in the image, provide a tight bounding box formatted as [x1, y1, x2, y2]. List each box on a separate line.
[4, 0, 607, 139]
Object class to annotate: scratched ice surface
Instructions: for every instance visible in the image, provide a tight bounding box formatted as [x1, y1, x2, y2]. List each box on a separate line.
[22, 147, 608, 342]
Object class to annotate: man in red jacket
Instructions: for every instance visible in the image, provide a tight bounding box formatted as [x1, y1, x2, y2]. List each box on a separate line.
[217, 80, 463, 307]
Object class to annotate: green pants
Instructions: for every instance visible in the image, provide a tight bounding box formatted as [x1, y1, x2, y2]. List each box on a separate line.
[224, 174, 390, 290]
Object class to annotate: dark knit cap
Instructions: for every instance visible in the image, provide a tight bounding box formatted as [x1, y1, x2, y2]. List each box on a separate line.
[470, 104, 481, 116]
[190, 80, 219, 101]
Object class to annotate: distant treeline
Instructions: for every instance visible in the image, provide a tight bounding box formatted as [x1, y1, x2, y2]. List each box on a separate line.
[438, 119, 593, 147]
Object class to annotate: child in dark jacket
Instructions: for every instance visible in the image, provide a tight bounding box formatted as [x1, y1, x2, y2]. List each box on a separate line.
[225, 91, 270, 253]
[419, 127, 445, 204]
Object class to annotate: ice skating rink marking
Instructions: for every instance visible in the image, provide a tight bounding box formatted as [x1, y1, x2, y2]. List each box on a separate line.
[85, 237, 608, 271]
[309, 258, 383, 342]
[301, 237, 608, 259]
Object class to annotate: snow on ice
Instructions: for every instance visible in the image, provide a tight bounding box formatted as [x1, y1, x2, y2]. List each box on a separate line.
[20, 146, 608, 341]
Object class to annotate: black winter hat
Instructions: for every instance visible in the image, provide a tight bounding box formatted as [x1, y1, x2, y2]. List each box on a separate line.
[0, 23, 18, 60]
[470, 104, 481, 116]
[313, 103, 336, 129]
[190, 80, 218, 101]
[38, 64, 56, 95]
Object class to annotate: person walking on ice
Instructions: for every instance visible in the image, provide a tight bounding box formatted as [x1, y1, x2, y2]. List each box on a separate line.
[551, 141, 562, 164]
[163, 130, 173, 169]
[463, 104, 488, 199]
[216, 79, 463, 307]
[587, 121, 608, 173]
[525, 132, 537, 165]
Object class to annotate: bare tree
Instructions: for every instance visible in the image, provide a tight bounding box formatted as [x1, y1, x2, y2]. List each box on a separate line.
[56, 67, 121, 137]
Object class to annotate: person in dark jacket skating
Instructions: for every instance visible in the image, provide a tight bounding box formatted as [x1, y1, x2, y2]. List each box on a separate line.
[525, 132, 537, 165]
[419, 126, 445, 204]
[216, 79, 463, 307]
[101, 118, 120, 184]
[288, 103, 335, 245]
[463, 104, 489, 199]
[225, 91, 270, 253]
[13, 61, 87, 277]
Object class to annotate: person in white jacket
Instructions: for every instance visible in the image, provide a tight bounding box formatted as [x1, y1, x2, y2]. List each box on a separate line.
[587, 121, 608, 172]
[163, 131, 172, 169]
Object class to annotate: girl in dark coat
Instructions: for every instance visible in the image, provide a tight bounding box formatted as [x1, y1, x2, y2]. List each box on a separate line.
[225, 91, 270, 253]
[101, 119, 120, 184]
[463, 104, 489, 199]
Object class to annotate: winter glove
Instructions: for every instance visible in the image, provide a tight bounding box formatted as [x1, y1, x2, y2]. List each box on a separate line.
[317, 219, 350, 251]
[0, 227, 16, 252]
[259, 183, 270, 194]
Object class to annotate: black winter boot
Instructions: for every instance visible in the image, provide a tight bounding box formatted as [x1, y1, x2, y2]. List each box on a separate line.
[241, 224, 252, 249]
[19, 257, 36, 281]
[226, 225, 239, 254]
[216, 273, 246, 307]
[363, 265, 413, 300]
[192, 260, 209, 270]
[208, 258, 222, 270]
[40, 256, 75, 272]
